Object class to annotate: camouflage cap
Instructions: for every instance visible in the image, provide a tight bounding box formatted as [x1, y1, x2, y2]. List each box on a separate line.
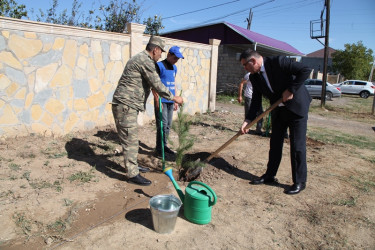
[148, 36, 166, 52]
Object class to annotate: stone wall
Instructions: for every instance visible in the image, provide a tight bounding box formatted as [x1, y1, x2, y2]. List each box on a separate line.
[0, 17, 219, 138]
[217, 45, 246, 94]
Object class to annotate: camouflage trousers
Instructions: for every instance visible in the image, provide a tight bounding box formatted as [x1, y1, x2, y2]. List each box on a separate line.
[112, 103, 139, 178]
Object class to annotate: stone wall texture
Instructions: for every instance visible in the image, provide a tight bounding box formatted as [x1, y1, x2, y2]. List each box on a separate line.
[0, 17, 219, 138]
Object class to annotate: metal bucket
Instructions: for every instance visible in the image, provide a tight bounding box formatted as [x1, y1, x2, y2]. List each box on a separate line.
[149, 194, 182, 234]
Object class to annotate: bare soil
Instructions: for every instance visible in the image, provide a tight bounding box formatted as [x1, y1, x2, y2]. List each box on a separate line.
[1, 99, 374, 249]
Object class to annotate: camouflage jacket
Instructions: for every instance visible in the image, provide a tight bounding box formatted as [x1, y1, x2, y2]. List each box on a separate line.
[112, 50, 174, 111]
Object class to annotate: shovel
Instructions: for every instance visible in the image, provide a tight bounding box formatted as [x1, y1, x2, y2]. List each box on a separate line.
[205, 98, 283, 162]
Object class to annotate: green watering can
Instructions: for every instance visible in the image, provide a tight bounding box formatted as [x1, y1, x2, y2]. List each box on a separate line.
[164, 168, 217, 224]
[183, 181, 217, 224]
[158, 97, 217, 224]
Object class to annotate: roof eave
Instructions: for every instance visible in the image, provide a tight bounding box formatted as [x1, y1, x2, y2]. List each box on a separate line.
[222, 22, 256, 44]
[256, 43, 305, 56]
[223, 22, 304, 56]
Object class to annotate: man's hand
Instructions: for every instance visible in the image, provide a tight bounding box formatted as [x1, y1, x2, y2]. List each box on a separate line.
[240, 121, 249, 134]
[173, 96, 184, 105]
[237, 96, 242, 103]
[152, 89, 160, 109]
[282, 89, 293, 103]
[173, 103, 178, 111]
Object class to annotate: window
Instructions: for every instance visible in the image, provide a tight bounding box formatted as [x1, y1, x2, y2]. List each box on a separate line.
[304, 80, 313, 85]
[314, 80, 323, 86]
[354, 81, 366, 86]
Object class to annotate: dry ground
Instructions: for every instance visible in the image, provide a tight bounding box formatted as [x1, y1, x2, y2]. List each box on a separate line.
[0, 98, 374, 249]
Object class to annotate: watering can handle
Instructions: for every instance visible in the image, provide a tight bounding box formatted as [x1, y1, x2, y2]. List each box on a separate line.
[189, 181, 217, 206]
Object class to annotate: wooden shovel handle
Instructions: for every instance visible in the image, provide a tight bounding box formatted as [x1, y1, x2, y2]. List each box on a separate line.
[205, 98, 283, 163]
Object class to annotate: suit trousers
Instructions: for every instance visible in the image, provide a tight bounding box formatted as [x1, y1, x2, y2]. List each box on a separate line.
[112, 103, 139, 178]
[265, 106, 308, 183]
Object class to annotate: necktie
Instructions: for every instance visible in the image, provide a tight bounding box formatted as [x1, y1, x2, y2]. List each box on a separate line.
[259, 71, 274, 93]
[256, 72, 273, 98]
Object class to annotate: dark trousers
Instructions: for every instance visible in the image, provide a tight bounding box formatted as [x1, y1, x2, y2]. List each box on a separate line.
[154, 102, 174, 151]
[244, 96, 263, 132]
[265, 107, 308, 183]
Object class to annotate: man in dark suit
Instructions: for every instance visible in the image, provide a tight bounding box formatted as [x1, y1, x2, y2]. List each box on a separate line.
[239, 49, 312, 195]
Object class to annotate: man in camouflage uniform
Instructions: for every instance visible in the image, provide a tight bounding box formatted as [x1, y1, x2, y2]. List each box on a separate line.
[112, 36, 184, 186]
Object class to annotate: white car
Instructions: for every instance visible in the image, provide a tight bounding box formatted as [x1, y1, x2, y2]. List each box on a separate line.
[304, 79, 341, 101]
[334, 80, 375, 99]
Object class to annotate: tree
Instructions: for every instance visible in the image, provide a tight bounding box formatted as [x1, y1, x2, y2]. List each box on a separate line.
[0, 0, 27, 19]
[143, 15, 164, 35]
[170, 102, 205, 181]
[332, 41, 374, 80]
[27, 0, 160, 35]
[34, 0, 91, 27]
[95, 0, 141, 33]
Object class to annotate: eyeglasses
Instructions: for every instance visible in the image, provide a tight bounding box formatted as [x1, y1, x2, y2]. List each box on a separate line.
[242, 59, 251, 67]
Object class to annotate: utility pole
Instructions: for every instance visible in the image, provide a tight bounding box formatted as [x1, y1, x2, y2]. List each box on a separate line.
[321, 0, 330, 108]
[247, 8, 253, 30]
[369, 59, 375, 82]
[245, 0, 274, 30]
[370, 60, 375, 114]
[310, 1, 330, 108]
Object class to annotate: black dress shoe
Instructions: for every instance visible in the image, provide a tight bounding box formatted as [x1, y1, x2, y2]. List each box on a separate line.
[251, 175, 277, 185]
[128, 174, 152, 186]
[138, 165, 150, 173]
[285, 182, 306, 195]
[164, 146, 176, 155]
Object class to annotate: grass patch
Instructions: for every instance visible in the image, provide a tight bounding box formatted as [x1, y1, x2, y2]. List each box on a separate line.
[307, 127, 375, 151]
[309, 97, 374, 124]
[0, 190, 14, 198]
[47, 219, 66, 234]
[8, 163, 21, 171]
[17, 151, 36, 159]
[216, 93, 271, 108]
[47, 152, 67, 159]
[22, 171, 31, 181]
[349, 175, 375, 193]
[13, 212, 33, 235]
[360, 155, 375, 164]
[9, 175, 17, 180]
[216, 93, 240, 105]
[68, 169, 95, 183]
[63, 198, 73, 206]
[29, 180, 62, 192]
[333, 196, 357, 207]
[41, 145, 67, 159]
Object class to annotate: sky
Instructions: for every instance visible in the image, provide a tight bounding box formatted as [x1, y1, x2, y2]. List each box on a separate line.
[17, 0, 375, 56]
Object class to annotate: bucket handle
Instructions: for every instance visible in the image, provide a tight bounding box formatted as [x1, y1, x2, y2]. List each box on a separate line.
[188, 181, 217, 206]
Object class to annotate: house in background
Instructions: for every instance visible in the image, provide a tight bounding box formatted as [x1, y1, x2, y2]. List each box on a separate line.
[300, 47, 336, 75]
[162, 22, 304, 93]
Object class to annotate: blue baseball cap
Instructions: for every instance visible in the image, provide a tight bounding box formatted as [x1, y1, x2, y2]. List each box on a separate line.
[169, 46, 184, 59]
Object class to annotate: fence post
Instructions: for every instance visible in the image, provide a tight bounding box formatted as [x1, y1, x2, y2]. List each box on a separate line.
[208, 39, 221, 112]
[126, 23, 146, 57]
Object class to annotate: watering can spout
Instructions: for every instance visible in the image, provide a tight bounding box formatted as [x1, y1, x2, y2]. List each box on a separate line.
[163, 167, 185, 202]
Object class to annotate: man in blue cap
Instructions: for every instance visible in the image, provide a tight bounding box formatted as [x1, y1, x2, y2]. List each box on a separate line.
[152, 46, 184, 157]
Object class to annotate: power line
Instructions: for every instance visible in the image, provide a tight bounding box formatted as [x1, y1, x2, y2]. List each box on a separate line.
[163, 0, 240, 20]
[200, 0, 274, 26]
[200, 0, 319, 26]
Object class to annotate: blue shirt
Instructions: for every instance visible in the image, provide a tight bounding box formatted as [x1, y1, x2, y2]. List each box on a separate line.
[157, 60, 177, 103]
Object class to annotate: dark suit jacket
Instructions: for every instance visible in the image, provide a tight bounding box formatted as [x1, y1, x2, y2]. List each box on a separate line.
[246, 56, 312, 121]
